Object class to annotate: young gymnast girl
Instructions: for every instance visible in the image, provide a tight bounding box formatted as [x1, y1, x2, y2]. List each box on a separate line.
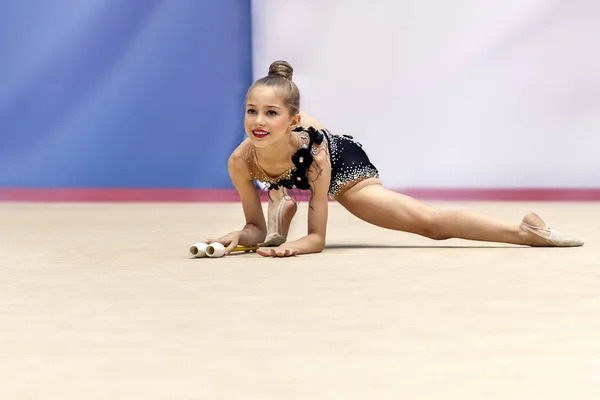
[203, 60, 584, 257]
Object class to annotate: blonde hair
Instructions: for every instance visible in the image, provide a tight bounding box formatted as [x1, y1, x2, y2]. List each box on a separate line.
[247, 60, 300, 116]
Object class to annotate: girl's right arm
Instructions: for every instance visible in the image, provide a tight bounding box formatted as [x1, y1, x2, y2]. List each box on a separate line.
[227, 149, 267, 246]
[204, 147, 267, 253]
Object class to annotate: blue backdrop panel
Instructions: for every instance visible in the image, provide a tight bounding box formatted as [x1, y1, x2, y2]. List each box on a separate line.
[0, 0, 252, 188]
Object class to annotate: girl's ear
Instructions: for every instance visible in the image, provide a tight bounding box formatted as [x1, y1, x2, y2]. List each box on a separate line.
[291, 113, 301, 129]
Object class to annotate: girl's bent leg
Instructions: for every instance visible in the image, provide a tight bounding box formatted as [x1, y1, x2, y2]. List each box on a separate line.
[261, 187, 297, 246]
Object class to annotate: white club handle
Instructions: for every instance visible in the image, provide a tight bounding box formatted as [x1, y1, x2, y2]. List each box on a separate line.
[206, 242, 226, 258]
[189, 242, 209, 258]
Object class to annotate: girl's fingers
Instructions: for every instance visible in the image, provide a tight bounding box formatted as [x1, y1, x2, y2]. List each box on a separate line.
[225, 240, 239, 255]
[256, 248, 273, 257]
[277, 248, 298, 257]
[256, 247, 299, 257]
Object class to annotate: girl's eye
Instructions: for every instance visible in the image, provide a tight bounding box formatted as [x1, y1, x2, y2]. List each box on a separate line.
[267, 110, 278, 116]
[247, 109, 256, 114]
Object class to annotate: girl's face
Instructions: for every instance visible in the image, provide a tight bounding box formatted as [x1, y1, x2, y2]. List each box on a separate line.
[245, 86, 299, 148]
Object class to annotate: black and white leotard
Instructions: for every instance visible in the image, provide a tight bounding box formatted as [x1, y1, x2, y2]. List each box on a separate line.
[247, 126, 379, 199]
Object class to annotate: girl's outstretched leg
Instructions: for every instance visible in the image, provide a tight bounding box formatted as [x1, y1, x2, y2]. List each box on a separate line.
[336, 182, 583, 247]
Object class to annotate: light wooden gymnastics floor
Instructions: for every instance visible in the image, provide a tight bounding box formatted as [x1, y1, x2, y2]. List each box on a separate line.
[0, 201, 599, 399]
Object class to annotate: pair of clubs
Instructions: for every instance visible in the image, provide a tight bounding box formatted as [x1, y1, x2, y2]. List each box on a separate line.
[190, 242, 259, 258]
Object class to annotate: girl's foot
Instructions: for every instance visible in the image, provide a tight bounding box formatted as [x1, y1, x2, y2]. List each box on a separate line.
[260, 195, 297, 247]
[520, 212, 584, 247]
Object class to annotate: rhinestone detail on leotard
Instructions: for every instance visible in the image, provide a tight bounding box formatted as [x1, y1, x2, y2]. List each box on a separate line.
[246, 127, 325, 191]
[321, 131, 379, 199]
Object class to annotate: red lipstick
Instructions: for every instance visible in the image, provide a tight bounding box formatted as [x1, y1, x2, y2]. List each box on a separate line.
[252, 129, 269, 138]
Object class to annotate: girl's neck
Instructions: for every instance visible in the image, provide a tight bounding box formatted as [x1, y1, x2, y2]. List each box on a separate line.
[254, 131, 299, 167]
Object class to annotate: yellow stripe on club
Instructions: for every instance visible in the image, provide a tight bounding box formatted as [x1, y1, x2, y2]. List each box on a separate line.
[230, 245, 259, 253]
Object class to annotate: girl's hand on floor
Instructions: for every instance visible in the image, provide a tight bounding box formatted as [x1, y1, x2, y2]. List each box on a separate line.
[257, 247, 300, 258]
[203, 232, 241, 255]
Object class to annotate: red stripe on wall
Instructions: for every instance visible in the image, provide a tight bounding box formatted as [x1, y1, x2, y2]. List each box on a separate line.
[397, 188, 600, 202]
[0, 188, 245, 202]
[1, 188, 600, 202]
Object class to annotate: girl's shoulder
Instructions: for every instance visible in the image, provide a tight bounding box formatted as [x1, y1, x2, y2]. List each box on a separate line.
[298, 111, 325, 130]
[227, 139, 255, 178]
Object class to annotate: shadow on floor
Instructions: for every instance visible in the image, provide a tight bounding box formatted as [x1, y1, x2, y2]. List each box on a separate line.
[325, 244, 530, 249]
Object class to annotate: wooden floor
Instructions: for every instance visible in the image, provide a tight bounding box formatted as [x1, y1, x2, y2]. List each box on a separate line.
[0, 201, 599, 399]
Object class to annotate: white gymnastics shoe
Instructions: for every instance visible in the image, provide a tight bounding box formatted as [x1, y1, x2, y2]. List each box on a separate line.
[520, 212, 584, 247]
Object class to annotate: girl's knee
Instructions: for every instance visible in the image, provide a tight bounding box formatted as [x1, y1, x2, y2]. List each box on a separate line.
[419, 212, 450, 240]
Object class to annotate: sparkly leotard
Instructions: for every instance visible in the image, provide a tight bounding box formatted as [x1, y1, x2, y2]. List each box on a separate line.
[247, 126, 379, 199]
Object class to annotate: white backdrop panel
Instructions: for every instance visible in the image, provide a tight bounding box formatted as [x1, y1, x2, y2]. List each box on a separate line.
[251, 0, 600, 188]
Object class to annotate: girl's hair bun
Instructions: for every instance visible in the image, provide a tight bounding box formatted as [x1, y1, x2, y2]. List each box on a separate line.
[268, 60, 294, 81]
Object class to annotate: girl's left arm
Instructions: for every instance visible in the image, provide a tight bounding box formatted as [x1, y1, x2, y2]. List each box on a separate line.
[257, 149, 331, 257]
